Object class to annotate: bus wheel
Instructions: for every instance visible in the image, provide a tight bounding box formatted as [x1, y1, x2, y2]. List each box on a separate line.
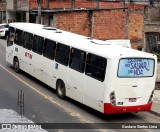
[13, 58, 20, 73]
[56, 80, 66, 99]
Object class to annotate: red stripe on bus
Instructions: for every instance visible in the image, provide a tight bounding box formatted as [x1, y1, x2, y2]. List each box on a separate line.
[104, 102, 152, 114]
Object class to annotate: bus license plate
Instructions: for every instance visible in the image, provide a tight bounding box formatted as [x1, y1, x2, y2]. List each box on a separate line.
[129, 98, 137, 102]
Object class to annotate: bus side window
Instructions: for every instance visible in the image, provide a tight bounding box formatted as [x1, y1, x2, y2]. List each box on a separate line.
[55, 43, 70, 66]
[85, 53, 107, 82]
[43, 39, 56, 60]
[33, 35, 44, 55]
[23, 32, 33, 50]
[14, 29, 23, 46]
[7, 27, 15, 47]
[69, 48, 86, 73]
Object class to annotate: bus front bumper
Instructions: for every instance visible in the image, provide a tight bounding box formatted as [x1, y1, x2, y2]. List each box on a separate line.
[104, 102, 152, 114]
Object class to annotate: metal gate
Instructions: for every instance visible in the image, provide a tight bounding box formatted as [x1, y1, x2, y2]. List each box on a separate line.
[145, 32, 160, 52]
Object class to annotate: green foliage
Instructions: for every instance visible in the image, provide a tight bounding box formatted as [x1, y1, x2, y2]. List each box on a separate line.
[153, 52, 160, 58]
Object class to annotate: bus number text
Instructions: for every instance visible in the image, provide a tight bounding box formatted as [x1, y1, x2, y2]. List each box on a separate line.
[25, 52, 33, 59]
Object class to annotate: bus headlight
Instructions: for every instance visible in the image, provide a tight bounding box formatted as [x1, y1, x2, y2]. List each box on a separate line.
[110, 91, 116, 105]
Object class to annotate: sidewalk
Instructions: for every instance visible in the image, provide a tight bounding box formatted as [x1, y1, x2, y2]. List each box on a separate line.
[151, 89, 160, 116]
[151, 63, 160, 116]
[0, 109, 46, 132]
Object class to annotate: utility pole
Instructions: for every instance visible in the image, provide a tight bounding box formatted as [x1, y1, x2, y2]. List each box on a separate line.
[123, 0, 126, 11]
[71, 0, 75, 9]
[95, 0, 99, 9]
[123, 0, 126, 8]
[37, 0, 42, 24]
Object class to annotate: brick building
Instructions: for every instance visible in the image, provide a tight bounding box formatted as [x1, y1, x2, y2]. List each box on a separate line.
[144, 6, 160, 53]
[6, 0, 150, 50]
[0, 0, 6, 23]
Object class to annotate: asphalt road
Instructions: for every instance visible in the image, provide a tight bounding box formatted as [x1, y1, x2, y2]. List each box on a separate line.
[0, 39, 160, 132]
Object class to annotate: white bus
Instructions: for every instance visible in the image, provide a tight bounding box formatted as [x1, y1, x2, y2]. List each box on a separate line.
[6, 23, 157, 114]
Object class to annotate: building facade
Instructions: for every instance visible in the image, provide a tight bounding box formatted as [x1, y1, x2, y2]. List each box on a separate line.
[6, 0, 152, 50]
[144, 5, 160, 53]
[0, 0, 6, 23]
[6, 0, 29, 23]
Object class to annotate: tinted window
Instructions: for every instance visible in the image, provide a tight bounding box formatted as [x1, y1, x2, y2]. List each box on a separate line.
[85, 54, 107, 81]
[55, 43, 70, 66]
[7, 27, 15, 47]
[69, 48, 86, 73]
[33, 35, 44, 54]
[23, 32, 33, 50]
[14, 29, 23, 46]
[4, 25, 9, 28]
[43, 39, 56, 60]
[8, 27, 14, 33]
[0, 24, 8, 29]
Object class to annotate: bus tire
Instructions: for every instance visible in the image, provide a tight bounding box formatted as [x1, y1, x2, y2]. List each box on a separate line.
[13, 58, 20, 73]
[56, 80, 66, 99]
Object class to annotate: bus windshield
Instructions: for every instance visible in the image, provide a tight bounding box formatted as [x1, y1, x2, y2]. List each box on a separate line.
[118, 58, 155, 77]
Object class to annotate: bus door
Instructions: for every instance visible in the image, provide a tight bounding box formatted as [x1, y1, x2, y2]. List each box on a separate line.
[41, 39, 57, 86]
[40, 56, 53, 86]
[6, 27, 15, 64]
[68, 48, 86, 103]
[21, 32, 34, 74]
[32, 35, 45, 80]
[84, 54, 107, 112]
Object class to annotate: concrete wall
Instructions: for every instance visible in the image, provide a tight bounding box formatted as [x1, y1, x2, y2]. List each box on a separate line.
[0, 2, 6, 11]
[144, 7, 160, 33]
[6, 11, 16, 22]
[6, 0, 14, 11]
[17, 0, 29, 11]
[145, 7, 160, 21]
[0, 1, 6, 23]
[143, 6, 160, 52]
[156, 63, 160, 82]
[29, 0, 124, 9]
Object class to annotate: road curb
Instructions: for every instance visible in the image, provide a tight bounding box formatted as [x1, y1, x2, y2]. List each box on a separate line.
[150, 110, 160, 117]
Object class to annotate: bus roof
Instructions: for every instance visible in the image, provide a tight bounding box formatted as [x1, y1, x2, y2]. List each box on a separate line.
[105, 39, 131, 48]
[9, 22, 156, 59]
